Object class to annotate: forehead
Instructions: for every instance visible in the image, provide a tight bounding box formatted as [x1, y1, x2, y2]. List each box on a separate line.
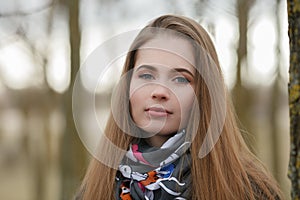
[135, 36, 195, 71]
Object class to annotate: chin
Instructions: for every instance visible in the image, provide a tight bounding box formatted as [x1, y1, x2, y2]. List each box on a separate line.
[141, 126, 179, 135]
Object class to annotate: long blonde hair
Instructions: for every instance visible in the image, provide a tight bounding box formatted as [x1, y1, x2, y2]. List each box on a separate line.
[76, 14, 283, 200]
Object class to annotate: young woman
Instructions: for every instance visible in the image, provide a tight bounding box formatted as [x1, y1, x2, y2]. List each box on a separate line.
[75, 14, 283, 199]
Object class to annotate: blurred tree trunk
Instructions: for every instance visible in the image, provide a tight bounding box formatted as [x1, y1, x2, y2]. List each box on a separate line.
[269, 0, 283, 183]
[60, 0, 87, 199]
[232, 0, 255, 149]
[287, 0, 300, 198]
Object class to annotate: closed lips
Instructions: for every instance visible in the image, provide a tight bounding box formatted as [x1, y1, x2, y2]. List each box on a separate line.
[145, 107, 172, 114]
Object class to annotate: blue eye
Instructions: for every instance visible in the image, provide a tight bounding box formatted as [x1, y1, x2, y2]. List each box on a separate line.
[174, 77, 190, 83]
[138, 74, 154, 80]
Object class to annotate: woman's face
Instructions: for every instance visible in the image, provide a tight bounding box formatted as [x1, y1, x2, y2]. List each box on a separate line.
[129, 36, 196, 139]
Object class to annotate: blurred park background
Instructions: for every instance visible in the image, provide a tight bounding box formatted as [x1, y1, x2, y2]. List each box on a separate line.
[0, 0, 291, 199]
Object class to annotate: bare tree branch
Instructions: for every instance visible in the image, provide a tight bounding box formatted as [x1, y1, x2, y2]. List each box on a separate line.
[0, 0, 56, 17]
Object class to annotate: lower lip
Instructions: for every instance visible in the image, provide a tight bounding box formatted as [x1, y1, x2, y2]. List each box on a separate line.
[147, 110, 168, 117]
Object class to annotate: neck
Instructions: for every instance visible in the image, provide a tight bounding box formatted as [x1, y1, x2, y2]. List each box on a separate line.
[145, 133, 177, 147]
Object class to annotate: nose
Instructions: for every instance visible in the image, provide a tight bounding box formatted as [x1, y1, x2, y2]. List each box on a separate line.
[151, 84, 170, 101]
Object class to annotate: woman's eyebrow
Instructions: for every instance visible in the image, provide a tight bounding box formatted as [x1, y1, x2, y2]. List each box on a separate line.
[135, 65, 157, 72]
[172, 68, 195, 77]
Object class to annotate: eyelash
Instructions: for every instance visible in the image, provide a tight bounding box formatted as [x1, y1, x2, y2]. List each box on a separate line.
[138, 73, 154, 80]
[138, 73, 190, 84]
[173, 76, 190, 83]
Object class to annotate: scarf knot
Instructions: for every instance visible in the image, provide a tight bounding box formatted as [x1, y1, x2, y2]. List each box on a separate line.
[116, 129, 191, 200]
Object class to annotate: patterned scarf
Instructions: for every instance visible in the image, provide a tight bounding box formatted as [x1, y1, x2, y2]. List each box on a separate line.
[115, 129, 191, 200]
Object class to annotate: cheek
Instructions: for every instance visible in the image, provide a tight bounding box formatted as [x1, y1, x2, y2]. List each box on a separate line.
[129, 79, 145, 102]
[129, 96, 139, 124]
[186, 91, 196, 109]
[129, 82, 138, 107]
[129, 87, 146, 114]
[176, 88, 195, 109]
[177, 91, 195, 118]
[129, 94, 138, 114]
